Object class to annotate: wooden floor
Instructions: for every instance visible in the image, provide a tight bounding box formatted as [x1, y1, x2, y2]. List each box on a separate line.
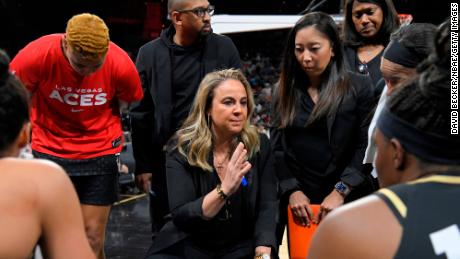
[104, 194, 290, 259]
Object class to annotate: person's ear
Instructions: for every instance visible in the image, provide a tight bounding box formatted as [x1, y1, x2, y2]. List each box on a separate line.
[61, 36, 70, 58]
[390, 138, 406, 170]
[17, 122, 30, 149]
[171, 11, 183, 26]
[62, 35, 68, 48]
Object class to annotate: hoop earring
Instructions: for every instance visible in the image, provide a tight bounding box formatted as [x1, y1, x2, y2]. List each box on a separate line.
[207, 114, 211, 126]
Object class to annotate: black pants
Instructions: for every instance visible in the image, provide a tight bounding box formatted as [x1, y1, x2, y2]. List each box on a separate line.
[146, 238, 253, 259]
[149, 154, 170, 237]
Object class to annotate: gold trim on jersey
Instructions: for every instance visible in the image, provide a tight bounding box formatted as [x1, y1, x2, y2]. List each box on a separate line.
[410, 175, 460, 185]
[378, 175, 460, 218]
[378, 188, 407, 218]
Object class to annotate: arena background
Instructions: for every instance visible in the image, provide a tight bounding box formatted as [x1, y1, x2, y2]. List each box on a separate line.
[0, 0, 451, 58]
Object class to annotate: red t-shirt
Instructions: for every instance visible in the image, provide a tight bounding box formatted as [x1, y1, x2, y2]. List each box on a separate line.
[10, 34, 143, 159]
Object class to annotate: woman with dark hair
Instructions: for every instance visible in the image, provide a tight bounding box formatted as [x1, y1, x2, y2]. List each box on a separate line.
[146, 69, 277, 259]
[309, 21, 460, 259]
[342, 0, 400, 93]
[0, 50, 95, 258]
[271, 12, 374, 232]
[381, 23, 437, 94]
[363, 22, 437, 169]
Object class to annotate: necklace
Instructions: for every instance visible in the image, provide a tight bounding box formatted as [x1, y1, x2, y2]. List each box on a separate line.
[356, 46, 375, 75]
[358, 45, 384, 63]
[214, 153, 229, 172]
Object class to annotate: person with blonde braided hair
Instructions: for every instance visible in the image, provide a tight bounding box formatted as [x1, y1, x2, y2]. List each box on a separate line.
[65, 13, 110, 62]
[10, 13, 143, 259]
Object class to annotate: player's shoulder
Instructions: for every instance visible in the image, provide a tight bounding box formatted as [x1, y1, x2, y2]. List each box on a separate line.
[309, 195, 400, 259]
[0, 158, 67, 182]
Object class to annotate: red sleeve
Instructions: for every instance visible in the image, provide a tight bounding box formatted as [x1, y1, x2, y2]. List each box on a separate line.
[110, 43, 143, 103]
[10, 41, 45, 92]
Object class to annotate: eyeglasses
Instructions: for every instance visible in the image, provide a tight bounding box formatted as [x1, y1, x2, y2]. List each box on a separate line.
[177, 5, 215, 17]
[358, 61, 369, 75]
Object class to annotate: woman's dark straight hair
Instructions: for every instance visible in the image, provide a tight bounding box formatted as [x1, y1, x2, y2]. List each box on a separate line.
[274, 12, 350, 128]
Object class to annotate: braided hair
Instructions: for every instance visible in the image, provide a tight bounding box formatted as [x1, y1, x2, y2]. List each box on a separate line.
[387, 20, 453, 137]
[0, 50, 29, 154]
[65, 13, 109, 61]
[389, 23, 437, 63]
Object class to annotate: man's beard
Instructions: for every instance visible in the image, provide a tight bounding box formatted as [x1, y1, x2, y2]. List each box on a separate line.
[199, 24, 212, 37]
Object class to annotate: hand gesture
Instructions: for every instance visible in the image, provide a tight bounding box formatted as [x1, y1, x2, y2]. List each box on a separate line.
[220, 142, 252, 196]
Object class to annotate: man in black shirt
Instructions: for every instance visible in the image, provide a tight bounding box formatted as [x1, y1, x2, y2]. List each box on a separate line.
[130, 0, 242, 235]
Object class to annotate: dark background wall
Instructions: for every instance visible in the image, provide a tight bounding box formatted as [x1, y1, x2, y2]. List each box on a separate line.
[0, 0, 148, 57]
[0, 0, 451, 59]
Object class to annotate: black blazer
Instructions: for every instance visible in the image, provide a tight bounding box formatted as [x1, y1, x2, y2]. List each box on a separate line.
[147, 134, 278, 254]
[271, 72, 374, 200]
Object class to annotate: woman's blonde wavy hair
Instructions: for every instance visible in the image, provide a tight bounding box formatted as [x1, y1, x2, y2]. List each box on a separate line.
[175, 68, 260, 172]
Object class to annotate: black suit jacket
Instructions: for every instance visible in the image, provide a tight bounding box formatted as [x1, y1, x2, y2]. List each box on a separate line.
[271, 72, 374, 202]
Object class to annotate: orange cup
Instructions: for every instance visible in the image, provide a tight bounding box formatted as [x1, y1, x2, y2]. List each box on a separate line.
[287, 204, 320, 259]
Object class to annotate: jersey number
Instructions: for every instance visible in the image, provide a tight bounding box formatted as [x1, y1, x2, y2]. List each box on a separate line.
[429, 224, 460, 258]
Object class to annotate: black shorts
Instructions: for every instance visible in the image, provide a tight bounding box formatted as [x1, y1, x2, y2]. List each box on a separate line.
[33, 151, 119, 205]
[70, 174, 119, 205]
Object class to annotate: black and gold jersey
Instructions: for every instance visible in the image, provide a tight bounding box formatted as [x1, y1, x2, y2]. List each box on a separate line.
[376, 173, 460, 259]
